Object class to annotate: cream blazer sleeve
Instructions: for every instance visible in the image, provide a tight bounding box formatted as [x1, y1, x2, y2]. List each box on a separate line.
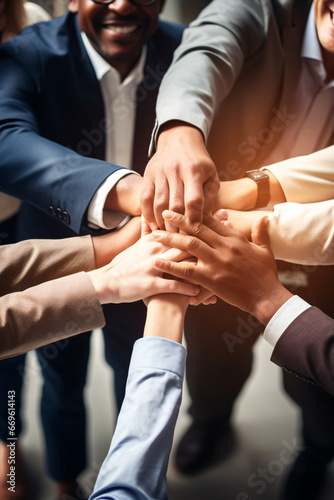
[0, 236, 105, 359]
[258, 146, 334, 265]
[267, 200, 334, 265]
[261, 145, 334, 203]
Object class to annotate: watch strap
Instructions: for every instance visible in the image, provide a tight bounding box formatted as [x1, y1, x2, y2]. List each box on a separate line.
[245, 170, 270, 208]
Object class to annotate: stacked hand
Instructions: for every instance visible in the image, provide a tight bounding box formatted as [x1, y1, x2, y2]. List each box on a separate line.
[151, 210, 292, 325]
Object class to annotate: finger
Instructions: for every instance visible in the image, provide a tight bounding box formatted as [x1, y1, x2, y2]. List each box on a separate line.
[202, 295, 217, 305]
[213, 209, 229, 222]
[153, 277, 200, 297]
[251, 215, 271, 249]
[184, 176, 204, 222]
[168, 170, 185, 215]
[203, 175, 220, 214]
[162, 210, 231, 246]
[141, 178, 158, 230]
[160, 247, 192, 262]
[189, 287, 216, 306]
[153, 230, 212, 262]
[154, 257, 199, 283]
[141, 214, 151, 237]
[153, 175, 169, 230]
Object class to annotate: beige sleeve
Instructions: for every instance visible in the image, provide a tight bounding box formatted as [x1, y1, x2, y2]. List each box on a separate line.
[261, 145, 334, 203]
[268, 201, 334, 265]
[0, 235, 95, 296]
[0, 272, 105, 360]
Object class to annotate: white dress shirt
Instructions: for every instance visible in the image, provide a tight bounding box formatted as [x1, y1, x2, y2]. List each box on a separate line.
[263, 295, 311, 351]
[82, 33, 146, 229]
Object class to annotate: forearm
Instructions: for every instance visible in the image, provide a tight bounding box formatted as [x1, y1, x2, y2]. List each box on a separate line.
[104, 173, 142, 216]
[0, 273, 105, 359]
[144, 295, 187, 344]
[226, 209, 270, 240]
[214, 171, 286, 212]
[91, 217, 141, 268]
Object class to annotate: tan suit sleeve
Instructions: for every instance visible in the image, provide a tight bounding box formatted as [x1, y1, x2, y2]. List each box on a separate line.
[268, 200, 334, 265]
[261, 145, 334, 203]
[0, 235, 105, 359]
[0, 235, 95, 296]
[0, 272, 105, 359]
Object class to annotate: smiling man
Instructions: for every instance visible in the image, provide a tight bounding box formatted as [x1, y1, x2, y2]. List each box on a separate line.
[0, 1, 183, 499]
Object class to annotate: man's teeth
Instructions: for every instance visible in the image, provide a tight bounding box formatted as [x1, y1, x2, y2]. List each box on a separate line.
[107, 25, 137, 34]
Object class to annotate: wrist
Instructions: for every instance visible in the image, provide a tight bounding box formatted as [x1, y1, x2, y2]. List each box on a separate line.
[87, 266, 116, 305]
[157, 121, 205, 148]
[144, 295, 187, 343]
[251, 284, 293, 326]
[245, 170, 270, 208]
[104, 174, 142, 215]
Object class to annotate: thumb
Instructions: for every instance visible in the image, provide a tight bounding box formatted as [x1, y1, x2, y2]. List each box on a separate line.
[251, 215, 271, 249]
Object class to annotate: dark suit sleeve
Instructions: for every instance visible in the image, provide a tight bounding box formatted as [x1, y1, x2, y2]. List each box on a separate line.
[0, 56, 124, 234]
[271, 307, 334, 396]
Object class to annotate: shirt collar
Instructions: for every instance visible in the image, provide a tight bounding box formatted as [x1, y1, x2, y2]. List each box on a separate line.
[301, 6, 330, 83]
[301, 5, 323, 63]
[81, 31, 146, 87]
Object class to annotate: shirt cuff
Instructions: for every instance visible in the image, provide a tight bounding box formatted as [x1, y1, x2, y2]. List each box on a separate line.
[263, 295, 311, 349]
[130, 337, 186, 380]
[87, 170, 139, 230]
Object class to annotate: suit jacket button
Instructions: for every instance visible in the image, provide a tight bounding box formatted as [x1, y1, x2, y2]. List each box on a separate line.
[63, 211, 71, 225]
[56, 208, 63, 219]
[49, 205, 56, 217]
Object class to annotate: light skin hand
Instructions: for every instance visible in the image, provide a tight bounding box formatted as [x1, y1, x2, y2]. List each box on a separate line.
[141, 121, 220, 230]
[91, 216, 141, 268]
[104, 173, 143, 216]
[152, 211, 292, 325]
[87, 216, 200, 305]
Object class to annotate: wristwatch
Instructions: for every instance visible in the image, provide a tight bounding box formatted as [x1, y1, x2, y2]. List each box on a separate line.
[245, 169, 270, 208]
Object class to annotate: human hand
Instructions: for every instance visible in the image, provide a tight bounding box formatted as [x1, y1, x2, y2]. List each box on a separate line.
[104, 173, 142, 216]
[151, 211, 292, 325]
[141, 122, 220, 230]
[87, 216, 200, 305]
[92, 216, 141, 268]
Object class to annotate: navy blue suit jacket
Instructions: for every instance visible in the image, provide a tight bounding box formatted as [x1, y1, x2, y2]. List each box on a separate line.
[0, 12, 184, 240]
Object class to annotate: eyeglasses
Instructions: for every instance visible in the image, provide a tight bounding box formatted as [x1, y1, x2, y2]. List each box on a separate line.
[91, 0, 158, 6]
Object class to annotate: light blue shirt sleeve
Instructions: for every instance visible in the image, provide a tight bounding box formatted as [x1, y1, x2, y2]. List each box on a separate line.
[89, 336, 186, 500]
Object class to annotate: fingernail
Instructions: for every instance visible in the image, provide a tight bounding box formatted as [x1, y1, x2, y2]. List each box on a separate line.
[162, 210, 173, 220]
[149, 222, 159, 231]
[152, 231, 164, 239]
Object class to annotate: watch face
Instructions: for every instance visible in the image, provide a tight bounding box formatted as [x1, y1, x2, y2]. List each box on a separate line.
[246, 170, 269, 180]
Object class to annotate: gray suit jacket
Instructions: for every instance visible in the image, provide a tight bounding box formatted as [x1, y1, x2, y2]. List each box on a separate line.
[271, 306, 334, 396]
[155, 0, 318, 177]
